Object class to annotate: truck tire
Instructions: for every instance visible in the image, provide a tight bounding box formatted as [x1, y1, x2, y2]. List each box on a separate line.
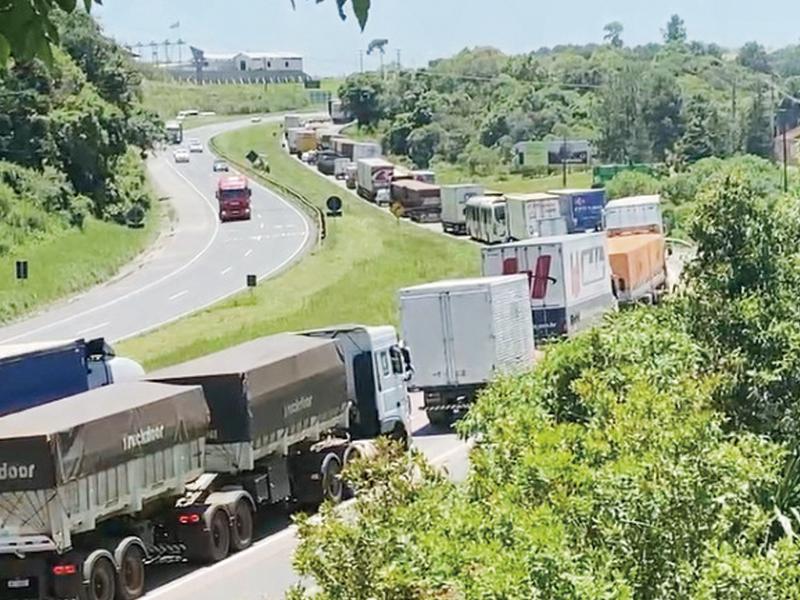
[83, 557, 116, 600]
[426, 408, 454, 429]
[320, 454, 343, 504]
[230, 500, 254, 552]
[187, 509, 231, 564]
[115, 545, 145, 600]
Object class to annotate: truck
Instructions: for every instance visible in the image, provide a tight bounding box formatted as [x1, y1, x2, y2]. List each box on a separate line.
[284, 114, 303, 130]
[441, 184, 483, 235]
[547, 188, 606, 233]
[603, 195, 663, 235]
[390, 180, 441, 222]
[216, 175, 252, 222]
[316, 151, 339, 175]
[357, 158, 394, 202]
[351, 142, 381, 162]
[481, 232, 617, 338]
[465, 195, 508, 244]
[411, 170, 436, 184]
[287, 129, 317, 156]
[328, 98, 350, 124]
[333, 138, 355, 160]
[506, 193, 567, 241]
[0, 338, 144, 417]
[345, 163, 358, 189]
[399, 276, 535, 427]
[0, 329, 413, 600]
[164, 120, 183, 144]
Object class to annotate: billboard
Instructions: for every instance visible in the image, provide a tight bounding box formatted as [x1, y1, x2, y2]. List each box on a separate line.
[547, 140, 591, 165]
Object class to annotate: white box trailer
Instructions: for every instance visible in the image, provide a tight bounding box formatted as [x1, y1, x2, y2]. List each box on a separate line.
[357, 158, 394, 201]
[351, 142, 381, 162]
[481, 232, 617, 339]
[284, 114, 303, 130]
[399, 275, 535, 426]
[506, 192, 568, 241]
[441, 184, 483, 235]
[604, 195, 663, 234]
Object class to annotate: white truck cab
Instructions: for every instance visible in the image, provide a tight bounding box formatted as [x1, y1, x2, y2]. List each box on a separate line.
[301, 324, 413, 442]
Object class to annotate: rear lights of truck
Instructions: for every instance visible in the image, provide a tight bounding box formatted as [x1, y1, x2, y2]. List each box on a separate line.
[52, 564, 77, 576]
[178, 513, 201, 525]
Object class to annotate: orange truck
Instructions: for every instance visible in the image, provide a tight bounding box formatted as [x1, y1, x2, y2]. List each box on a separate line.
[607, 233, 667, 304]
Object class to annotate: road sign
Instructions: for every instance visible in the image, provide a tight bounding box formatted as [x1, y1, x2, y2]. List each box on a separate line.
[126, 205, 145, 228]
[246, 274, 257, 288]
[390, 202, 404, 219]
[326, 195, 343, 217]
[245, 150, 259, 164]
[15, 260, 28, 280]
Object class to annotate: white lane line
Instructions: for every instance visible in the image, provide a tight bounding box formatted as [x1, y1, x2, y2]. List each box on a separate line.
[78, 321, 110, 336]
[169, 290, 189, 301]
[143, 439, 467, 600]
[220, 266, 232, 275]
[0, 157, 221, 344]
[260, 222, 265, 229]
[244, 249, 253, 257]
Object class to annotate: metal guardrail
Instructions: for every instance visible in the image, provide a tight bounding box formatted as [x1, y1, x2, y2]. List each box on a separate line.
[208, 139, 326, 243]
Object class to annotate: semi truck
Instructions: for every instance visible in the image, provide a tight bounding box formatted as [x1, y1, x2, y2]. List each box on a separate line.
[0, 338, 144, 417]
[389, 180, 441, 222]
[216, 175, 252, 222]
[441, 184, 483, 235]
[164, 120, 183, 144]
[546, 188, 606, 233]
[399, 276, 535, 426]
[482, 232, 617, 338]
[0, 329, 412, 600]
[357, 158, 394, 202]
[505, 193, 567, 241]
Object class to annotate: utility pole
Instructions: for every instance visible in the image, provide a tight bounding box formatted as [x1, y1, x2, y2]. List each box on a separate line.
[562, 133, 568, 188]
[783, 123, 789, 193]
[396, 49, 401, 71]
[359, 50, 364, 73]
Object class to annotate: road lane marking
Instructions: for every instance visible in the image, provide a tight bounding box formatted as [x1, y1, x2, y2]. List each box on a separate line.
[0, 157, 221, 344]
[244, 249, 253, 257]
[169, 290, 189, 301]
[220, 266, 232, 275]
[78, 322, 110, 336]
[260, 222, 265, 229]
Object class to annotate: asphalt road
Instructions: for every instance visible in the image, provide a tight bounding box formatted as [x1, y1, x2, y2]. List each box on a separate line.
[0, 116, 312, 344]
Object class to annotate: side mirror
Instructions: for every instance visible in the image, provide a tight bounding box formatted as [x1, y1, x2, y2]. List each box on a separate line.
[248, 189, 252, 197]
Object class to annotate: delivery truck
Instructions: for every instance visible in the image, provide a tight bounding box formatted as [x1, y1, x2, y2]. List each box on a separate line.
[333, 138, 355, 160]
[547, 188, 606, 233]
[506, 192, 567, 241]
[284, 114, 303, 130]
[357, 158, 394, 202]
[441, 184, 483, 235]
[390, 180, 441, 222]
[287, 129, 317, 156]
[399, 276, 535, 426]
[0, 338, 144, 417]
[603, 195, 663, 234]
[465, 195, 508, 244]
[0, 329, 413, 600]
[482, 232, 617, 338]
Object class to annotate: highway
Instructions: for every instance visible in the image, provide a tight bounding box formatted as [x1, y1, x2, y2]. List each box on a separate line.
[0, 116, 312, 344]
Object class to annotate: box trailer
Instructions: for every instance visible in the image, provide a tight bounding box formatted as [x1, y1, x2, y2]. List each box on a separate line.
[0, 339, 144, 417]
[608, 233, 667, 304]
[411, 170, 436, 184]
[351, 142, 381, 162]
[399, 276, 535, 426]
[482, 232, 617, 338]
[465, 195, 508, 244]
[547, 188, 606, 233]
[604, 195, 663, 234]
[284, 114, 303, 130]
[390, 179, 441, 222]
[357, 158, 394, 202]
[506, 193, 568, 241]
[441, 184, 483, 235]
[333, 138, 355, 160]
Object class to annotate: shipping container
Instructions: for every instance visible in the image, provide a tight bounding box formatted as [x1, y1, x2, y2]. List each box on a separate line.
[506, 192, 568, 241]
[481, 232, 617, 338]
[352, 142, 382, 161]
[604, 195, 663, 234]
[441, 184, 484, 235]
[547, 188, 606, 232]
[465, 195, 508, 244]
[399, 275, 535, 426]
[608, 233, 667, 303]
[357, 158, 394, 201]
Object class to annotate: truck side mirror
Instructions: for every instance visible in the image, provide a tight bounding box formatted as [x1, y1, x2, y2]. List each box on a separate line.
[248, 189, 252, 197]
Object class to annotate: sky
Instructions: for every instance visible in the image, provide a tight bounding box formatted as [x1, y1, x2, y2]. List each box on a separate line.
[95, 0, 800, 76]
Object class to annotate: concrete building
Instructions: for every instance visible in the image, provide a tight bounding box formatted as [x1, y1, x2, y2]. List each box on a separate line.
[166, 48, 308, 83]
[203, 51, 304, 73]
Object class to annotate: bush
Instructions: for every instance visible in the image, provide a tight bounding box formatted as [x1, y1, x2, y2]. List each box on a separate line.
[605, 169, 661, 199]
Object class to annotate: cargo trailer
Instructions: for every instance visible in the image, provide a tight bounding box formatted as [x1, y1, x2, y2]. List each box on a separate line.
[465, 195, 508, 244]
[351, 142, 381, 162]
[505, 192, 568, 241]
[284, 114, 303, 130]
[604, 195, 663, 234]
[333, 138, 355, 160]
[357, 158, 394, 202]
[608, 233, 667, 304]
[547, 188, 606, 233]
[399, 276, 535, 426]
[482, 232, 617, 338]
[390, 179, 441, 222]
[411, 170, 436, 184]
[441, 184, 483, 235]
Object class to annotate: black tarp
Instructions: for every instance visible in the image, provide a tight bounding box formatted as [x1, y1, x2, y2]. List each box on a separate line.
[148, 334, 348, 444]
[0, 382, 209, 492]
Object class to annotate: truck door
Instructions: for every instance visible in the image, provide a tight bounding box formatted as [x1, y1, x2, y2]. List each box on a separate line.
[352, 352, 380, 438]
[373, 348, 407, 434]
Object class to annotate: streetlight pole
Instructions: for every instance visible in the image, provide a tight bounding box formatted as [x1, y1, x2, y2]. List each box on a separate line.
[783, 121, 789, 193]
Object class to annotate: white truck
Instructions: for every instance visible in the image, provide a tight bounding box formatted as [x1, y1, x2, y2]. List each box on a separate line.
[441, 184, 483, 235]
[357, 158, 394, 202]
[0, 328, 412, 600]
[399, 276, 535, 427]
[351, 142, 382, 162]
[284, 114, 303, 130]
[481, 232, 617, 339]
[465, 195, 508, 244]
[603, 195, 663, 234]
[505, 192, 567, 241]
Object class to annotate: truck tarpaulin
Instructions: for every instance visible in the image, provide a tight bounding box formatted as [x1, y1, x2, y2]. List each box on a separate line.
[0, 382, 209, 492]
[149, 334, 348, 444]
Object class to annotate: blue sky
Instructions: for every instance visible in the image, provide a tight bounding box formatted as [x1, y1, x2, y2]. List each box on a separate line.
[96, 0, 800, 76]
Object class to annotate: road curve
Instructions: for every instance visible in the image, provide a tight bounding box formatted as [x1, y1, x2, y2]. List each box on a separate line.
[0, 116, 312, 344]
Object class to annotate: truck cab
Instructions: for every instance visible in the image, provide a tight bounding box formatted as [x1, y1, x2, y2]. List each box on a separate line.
[301, 324, 413, 442]
[216, 175, 252, 222]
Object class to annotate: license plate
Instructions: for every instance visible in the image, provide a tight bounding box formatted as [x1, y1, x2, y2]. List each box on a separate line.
[7, 579, 30, 589]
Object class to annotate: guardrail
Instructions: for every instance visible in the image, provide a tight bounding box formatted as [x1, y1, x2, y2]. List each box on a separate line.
[208, 138, 326, 243]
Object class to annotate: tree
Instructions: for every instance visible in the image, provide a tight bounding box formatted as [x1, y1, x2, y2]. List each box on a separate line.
[738, 41, 772, 74]
[338, 74, 384, 127]
[743, 86, 774, 158]
[643, 69, 684, 159]
[663, 14, 687, 45]
[603, 21, 624, 48]
[595, 65, 651, 162]
[407, 123, 443, 168]
[606, 170, 661, 199]
[678, 93, 720, 163]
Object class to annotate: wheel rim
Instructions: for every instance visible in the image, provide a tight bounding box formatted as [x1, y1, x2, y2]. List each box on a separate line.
[121, 548, 144, 595]
[91, 561, 114, 600]
[323, 458, 343, 501]
[211, 512, 230, 555]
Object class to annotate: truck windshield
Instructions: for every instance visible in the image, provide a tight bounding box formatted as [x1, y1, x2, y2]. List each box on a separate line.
[220, 189, 247, 201]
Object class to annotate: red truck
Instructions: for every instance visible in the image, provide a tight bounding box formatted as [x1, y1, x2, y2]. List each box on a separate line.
[216, 175, 252, 222]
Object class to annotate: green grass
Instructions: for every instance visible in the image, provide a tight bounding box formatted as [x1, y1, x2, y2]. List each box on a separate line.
[0, 215, 160, 324]
[118, 123, 479, 370]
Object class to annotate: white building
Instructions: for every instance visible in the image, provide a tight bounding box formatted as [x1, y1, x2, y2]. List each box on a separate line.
[203, 51, 303, 73]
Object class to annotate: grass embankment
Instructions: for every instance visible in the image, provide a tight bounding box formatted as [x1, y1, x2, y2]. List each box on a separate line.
[119, 123, 479, 370]
[0, 216, 159, 324]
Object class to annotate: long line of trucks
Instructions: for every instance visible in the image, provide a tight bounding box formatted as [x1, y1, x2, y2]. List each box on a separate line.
[0, 325, 412, 600]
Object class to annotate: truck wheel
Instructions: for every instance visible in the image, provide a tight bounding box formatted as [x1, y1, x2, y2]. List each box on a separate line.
[230, 500, 254, 552]
[320, 454, 343, 504]
[426, 408, 454, 429]
[116, 546, 145, 600]
[83, 558, 116, 600]
[187, 509, 231, 564]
